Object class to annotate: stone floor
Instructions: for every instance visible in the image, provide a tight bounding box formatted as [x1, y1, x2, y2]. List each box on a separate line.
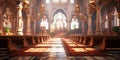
[1, 38, 120, 60]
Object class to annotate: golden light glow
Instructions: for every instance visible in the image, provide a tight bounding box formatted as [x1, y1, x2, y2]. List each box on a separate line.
[66, 42, 76, 43]
[71, 48, 95, 52]
[35, 44, 63, 47]
[89, 0, 95, 4]
[25, 47, 65, 52]
[76, 44, 86, 46]
[68, 44, 77, 46]
[25, 48, 50, 52]
[72, 48, 87, 52]
[85, 48, 95, 51]
[25, 38, 65, 53]
[49, 48, 65, 52]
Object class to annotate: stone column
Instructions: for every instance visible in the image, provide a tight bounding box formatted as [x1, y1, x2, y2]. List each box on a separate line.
[67, 18, 70, 32]
[82, 21, 85, 35]
[0, 7, 2, 31]
[87, 14, 93, 35]
[33, 20, 36, 35]
[108, 14, 112, 34]
[26, 14, 31, 35]
[95, 6, 103, 35]
[86, 1, 93, 35]
[17, 3, 24, 35]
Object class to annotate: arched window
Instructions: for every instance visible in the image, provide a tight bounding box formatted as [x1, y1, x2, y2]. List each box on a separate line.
[53, 12, 67, 29]
[40, 16, 49, 30]
[46, 0, 50, 3]
[70, 0, 74, 3]
[71, 16, 79, 30]
[113, 7, 120, 26]
[52, 0, 67, 4]
[105, 13, 108, 29]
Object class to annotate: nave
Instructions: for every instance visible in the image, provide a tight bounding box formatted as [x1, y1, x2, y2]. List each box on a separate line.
[1, 37, 120, 60]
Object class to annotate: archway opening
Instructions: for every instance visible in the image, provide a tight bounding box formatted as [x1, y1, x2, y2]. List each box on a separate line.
[51, 12, 67, 33]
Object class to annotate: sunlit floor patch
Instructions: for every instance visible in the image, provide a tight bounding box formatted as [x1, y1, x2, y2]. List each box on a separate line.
[65, 42, 76, 43]
[25, 38, 66, 53]
[35, 44, 63, 47]
[68, 44, 77, 46]
[35, 44, 52, 47]
[25, 48, 50, 52]
[24, 47, 65, 53]
[71, 48, 88, 52]
[85, 48, 95, 51]
[76, 44, 86, 46]
[49, 47, 65, 52]
[70, 48, 96, 52]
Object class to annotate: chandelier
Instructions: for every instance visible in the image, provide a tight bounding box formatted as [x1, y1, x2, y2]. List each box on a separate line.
[22, 0, 30, 10]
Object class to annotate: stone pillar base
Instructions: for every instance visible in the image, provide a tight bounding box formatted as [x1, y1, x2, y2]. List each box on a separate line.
[17, 31, 23, 35]
[87, 32, 93, 35]
[95, 31, 103, 35]
[26, 32, 31, 35]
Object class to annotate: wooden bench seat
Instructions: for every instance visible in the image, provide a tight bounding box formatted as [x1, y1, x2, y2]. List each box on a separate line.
[70, 35, 120, 51]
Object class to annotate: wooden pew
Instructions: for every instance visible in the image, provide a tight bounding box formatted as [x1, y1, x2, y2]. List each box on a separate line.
[10, 36, 28, 48]
[24, 36, 36, 45]
[77, 35, 84, 43]
[88, 35, 104, 47]
[0, 36, 16, 52]
[69, 34, 120, 52]
[33, 36, 41, 43]
[38, 36, 43, 42]
[100, 35, 120, 51]
[83, 36, 92, 45]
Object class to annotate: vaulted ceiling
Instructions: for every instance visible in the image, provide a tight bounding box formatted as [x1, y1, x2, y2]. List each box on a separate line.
[0, 0, 120, 19]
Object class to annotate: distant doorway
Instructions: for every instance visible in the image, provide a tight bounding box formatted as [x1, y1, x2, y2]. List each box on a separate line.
[51, 12, 67, 32]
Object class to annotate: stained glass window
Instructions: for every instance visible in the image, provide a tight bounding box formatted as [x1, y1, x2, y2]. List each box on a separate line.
[52, 0, 67, 4]
[71, 16, 79, 30]
[70, 0, 74, 3]
[46, 0, 50, 3]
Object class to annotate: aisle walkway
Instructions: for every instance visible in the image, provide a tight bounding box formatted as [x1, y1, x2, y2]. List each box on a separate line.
[8, 38, 120, 60]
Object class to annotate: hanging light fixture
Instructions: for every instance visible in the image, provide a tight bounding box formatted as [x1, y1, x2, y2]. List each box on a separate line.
[22, 0, 30, 10]
[74, 4, 80, 16]
[89, 0, 96, 13]
[75, 4, 80, 12]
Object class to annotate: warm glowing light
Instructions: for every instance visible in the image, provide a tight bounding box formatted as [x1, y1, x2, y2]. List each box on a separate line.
[35, 44, 63, 47]
[46, 0, 50, 3]
[25, 48, 50, 52]
[40, 18, 49, 30]
[70, 0, 74, 3]
[52, 0, 59, 3]
[89, 0, 95, 4]
[49, 48, 65, 52]
[68, 44, 77, 46]
[76, 44, 86, 46]
[66, 42, 76, 43]
[71, 16, 79, 30]
[61, 0, 67, 3]
[41, 4, 44, 7]
[85, 48, 95, 51]
[72, 48, 87, 52]
[52, 0, 67, 3]
[25, 47, 65, 53]
[71, 48, 95, 52]
[25, 38, 65, 53]
[53, 12, 67, 29]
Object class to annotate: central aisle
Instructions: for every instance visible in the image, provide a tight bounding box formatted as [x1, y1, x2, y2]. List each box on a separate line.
[27, 38, 68, 60]
[10, 38, 120, 60]
[42, 38, 67, 57]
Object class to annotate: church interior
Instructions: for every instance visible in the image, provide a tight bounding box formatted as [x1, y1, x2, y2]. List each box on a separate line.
[0, 0, 120, 60]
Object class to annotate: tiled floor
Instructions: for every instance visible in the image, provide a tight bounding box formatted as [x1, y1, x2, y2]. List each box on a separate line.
[1, 38, 120, 60]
